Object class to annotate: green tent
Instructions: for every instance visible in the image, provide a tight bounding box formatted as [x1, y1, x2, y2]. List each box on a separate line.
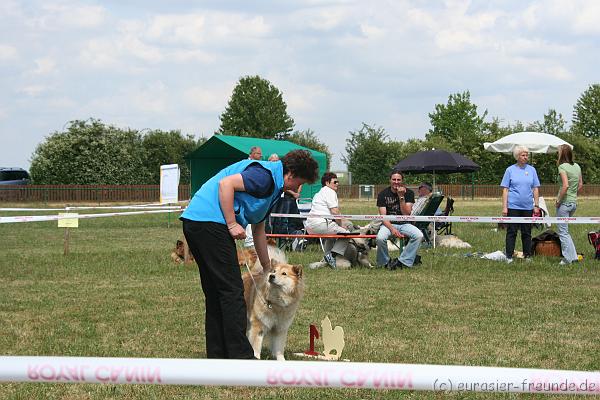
[184, 135, 327, 199]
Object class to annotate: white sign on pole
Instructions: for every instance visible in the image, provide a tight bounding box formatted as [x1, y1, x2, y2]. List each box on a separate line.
[160, 164, 180, 204]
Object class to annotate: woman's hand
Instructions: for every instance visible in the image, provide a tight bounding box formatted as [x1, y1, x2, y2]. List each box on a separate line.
[227, 222, 246, 239]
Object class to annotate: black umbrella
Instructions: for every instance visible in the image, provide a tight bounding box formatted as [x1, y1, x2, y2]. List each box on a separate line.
[394, 150, 479, 187]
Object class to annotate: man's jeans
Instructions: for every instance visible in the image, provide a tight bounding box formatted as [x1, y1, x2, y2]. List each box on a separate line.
[556, 202, 578, 263]
[376, 223, 423, 267]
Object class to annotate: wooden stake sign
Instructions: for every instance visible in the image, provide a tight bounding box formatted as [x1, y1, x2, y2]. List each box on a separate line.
[58, 213, 79, 256]
[304, 324, 320, 356]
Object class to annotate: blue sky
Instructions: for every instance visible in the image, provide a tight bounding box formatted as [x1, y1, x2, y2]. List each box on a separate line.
[1, 0, 599, 171]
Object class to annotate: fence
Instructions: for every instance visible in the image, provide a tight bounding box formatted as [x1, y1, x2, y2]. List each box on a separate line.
[0, 185, 191, 203]
[2, 184, 600, 203]
[334, 184, 600, 200]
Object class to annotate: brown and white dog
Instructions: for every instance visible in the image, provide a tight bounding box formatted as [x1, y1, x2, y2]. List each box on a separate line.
[171, 240, 194, 264]
[242, 257, 304, 360]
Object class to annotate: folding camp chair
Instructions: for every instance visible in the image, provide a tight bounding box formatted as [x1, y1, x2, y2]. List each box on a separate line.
[436, 196, 454, 236]
[267, 195, 307, 251]
[413, 193, 445, 246]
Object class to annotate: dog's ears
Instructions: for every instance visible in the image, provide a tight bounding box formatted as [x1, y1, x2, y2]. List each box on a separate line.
[293, 264, 303, 278]
[270, 258, 279, 268]
[176, 240, 184, 247]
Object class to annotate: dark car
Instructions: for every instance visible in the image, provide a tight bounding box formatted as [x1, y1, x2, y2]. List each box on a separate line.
[0, 167, 31, 185]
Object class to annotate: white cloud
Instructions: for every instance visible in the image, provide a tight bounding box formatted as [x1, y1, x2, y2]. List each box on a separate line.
[183, 85, 232, 113]
[360, 23, 385, 40]
[48, 96, 76, 109]
[1, 0, 599, 172]
[31, 57, 56, 75]
[30, 3, 106, 30]
[306, 7, 351, 31]
[145, 14, 207, 45]
[170, 49, 215, 63]
[122, 12, 270, 46]
[19, 85, 49, 97]
[570, 1, 600, 34]
[131, 81, 169, 113]
[282, 82, 329, 113]
[79, 38, 120, 68]
[119, 35, 163, 63]
[435, 29, 484, 52]
[0, 44, 18, 61]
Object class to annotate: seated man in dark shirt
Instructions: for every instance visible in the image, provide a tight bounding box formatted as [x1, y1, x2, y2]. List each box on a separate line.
[375, 169, 423, 269]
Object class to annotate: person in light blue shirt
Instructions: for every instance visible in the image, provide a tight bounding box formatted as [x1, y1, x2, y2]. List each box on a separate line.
[180, 150, 318, 359]
[500, 145, 540, 262]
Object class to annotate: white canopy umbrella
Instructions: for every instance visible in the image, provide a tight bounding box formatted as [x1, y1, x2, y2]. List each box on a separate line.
[483, 131, 572, 154]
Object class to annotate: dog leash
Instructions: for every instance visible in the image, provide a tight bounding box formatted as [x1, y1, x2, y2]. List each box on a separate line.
[236, 240, 272, 309]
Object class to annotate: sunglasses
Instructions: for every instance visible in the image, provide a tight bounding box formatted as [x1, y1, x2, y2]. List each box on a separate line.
[332, 180, 339, 184]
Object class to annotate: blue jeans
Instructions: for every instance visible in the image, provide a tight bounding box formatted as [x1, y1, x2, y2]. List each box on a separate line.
[376, 223, 423, 267]
[556, 202, 578, 263]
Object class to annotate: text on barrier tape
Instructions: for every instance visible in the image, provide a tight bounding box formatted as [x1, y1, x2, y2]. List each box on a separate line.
[271, 213, 600, 224]
[0, 356, 599, 394]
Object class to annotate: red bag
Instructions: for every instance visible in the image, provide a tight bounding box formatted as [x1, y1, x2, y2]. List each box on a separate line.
[588, 232, 600, 260]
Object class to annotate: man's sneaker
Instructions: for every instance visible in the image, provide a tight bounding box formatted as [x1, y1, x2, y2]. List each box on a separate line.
[298, 238, 308, 251]
[387, 258, 404, 270]
[324, 252, 336, 269]
[506, 258, 513, 264]
[524, 257, 533, 263]
[559, 259, 570, 265]
[414, 255, 422, 265]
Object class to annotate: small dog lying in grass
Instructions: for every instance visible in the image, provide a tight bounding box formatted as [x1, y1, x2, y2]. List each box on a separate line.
[171, 240, 194, 264]
[309, 224, 374, 269]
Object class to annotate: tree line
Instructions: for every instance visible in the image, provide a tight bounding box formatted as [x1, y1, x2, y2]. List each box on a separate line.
[346, 86, 600, 185]
[29, 76, 600, 185]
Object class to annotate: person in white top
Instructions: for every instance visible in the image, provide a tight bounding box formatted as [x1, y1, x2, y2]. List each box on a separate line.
[305, 172, 349, 268]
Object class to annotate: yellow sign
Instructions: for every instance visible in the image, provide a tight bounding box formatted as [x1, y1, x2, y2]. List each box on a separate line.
[58, 213, 79, 228]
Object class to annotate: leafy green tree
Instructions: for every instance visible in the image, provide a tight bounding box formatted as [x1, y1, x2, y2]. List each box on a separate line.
[343, 123, 401, 184]
[30, 119, 151, 184]
[427, 91, 487, 153]
[530, 108, 567, 135]
[572, 83, 600, 138]
[424, 91, 490, 184]
[217, 75, 294, 139]
[141, 130, 202, 184]
[287, 129, 332, 170]
[561, 133, 600, 183]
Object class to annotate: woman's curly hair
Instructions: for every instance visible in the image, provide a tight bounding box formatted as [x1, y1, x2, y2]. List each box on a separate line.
[282, 150, 319, 183]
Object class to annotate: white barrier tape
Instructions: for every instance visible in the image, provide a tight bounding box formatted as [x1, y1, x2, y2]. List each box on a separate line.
[66, 205, 182, 210]
[0, 209, 181, 224]
[0, 205, 182, 212]
[272, 213, 600, 225]
[1, 356, 599, 394]
[0, 208, 75, 212]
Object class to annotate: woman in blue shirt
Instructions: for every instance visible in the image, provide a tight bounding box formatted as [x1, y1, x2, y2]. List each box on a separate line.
[500, 145, 540, 263]
[181, 150, 318, 359]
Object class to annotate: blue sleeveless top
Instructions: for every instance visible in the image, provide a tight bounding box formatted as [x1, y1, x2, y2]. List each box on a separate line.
[181, 160, 284, 227]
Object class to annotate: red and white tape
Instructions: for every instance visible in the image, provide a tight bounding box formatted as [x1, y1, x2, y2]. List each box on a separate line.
[0, 209, 182, 224]
[0, 356, 599, 394]
[272, 213, 600, 225]
[2, 209, 598, 225]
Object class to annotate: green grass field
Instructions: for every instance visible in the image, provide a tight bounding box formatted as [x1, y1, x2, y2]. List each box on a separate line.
[1, 199, 599, 399]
